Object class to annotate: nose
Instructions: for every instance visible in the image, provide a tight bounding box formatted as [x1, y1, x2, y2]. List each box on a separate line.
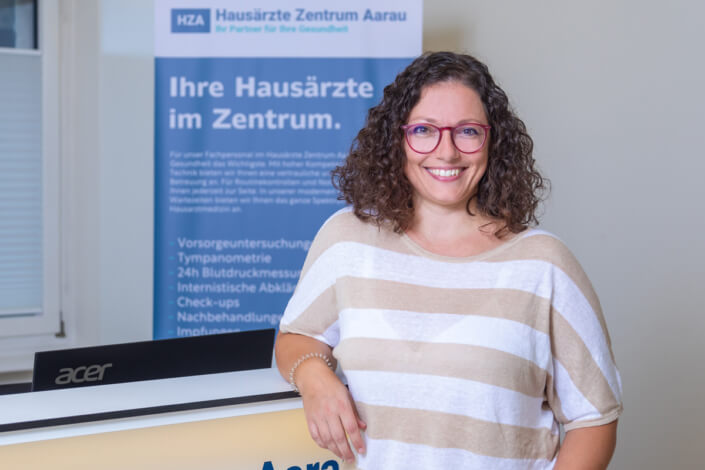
[436, 128, 460, 160]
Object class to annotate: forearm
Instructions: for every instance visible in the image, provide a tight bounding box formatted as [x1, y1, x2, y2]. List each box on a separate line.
[274, 332, 337, 391]
[554, 421, 618, 470]
[275, 332, 364, 461]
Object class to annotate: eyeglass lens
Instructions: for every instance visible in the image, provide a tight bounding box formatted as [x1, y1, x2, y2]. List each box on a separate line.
[406, 124, 487, 154]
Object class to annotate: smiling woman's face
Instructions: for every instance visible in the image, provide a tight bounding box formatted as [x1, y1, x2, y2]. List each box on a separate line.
[403, 80, 490, 214]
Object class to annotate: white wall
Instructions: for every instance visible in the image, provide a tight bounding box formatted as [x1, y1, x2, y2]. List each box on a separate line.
[97, 1, 155, 343]
[424, 1, 705, 468]
[14, 0, 705, 467]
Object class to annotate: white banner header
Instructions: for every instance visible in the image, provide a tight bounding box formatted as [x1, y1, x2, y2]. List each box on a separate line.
[155, 0, 423, 58]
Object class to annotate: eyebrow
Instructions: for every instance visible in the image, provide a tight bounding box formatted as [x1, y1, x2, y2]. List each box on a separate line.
[407, 117, 487, 125]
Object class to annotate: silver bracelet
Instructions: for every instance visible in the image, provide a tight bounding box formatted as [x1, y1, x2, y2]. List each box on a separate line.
[288, 352, 333, 394]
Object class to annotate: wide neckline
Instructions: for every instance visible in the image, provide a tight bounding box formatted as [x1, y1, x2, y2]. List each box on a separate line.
[400, 228, 535, 263]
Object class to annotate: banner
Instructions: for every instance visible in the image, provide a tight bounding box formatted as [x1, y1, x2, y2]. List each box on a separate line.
[154, 1, 422, 338]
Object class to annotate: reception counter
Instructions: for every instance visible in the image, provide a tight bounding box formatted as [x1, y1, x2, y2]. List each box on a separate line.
[0, 368, 341, 469]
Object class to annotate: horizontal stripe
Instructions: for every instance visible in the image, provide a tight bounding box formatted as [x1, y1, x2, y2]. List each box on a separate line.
[346, 370, 554, 430]
[292, 241, 621, 402]
[336, 276, 551, 334]
[286, 242, 555, 326]
[300, 209, 411, 279]
[296, 242, 560, 297]
[334, 278, 620, 413]
[280, 285, 338, 344]
[353, 438, 556, 470]
[285, 278, 619, 414]
[338, 308, 552, 370]
[357, 402, 559, 461]
[282, 217, 622, 449]
[336, 337, 548, 399]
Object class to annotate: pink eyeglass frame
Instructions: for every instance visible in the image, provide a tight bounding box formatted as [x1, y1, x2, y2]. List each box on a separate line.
[401, 123, 492, 154]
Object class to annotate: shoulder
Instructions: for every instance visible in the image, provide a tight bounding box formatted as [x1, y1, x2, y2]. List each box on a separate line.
[313, 207, 407, 250]
[316, 207, 370, 236]
[499, 228, 602, 311]
[492, 228, 595, 294]
[300, 207, 408, 275]
[496, 228, 582, 269]
[310, 207, 382, 250]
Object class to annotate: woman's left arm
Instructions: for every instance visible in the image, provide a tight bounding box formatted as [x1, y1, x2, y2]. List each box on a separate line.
[554, 421, 618, 470]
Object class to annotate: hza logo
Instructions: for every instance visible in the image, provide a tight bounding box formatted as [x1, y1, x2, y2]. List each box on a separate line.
[54, 363, 113, 385]
[171, 9, 211, 33]
[177, 14, 204, 26]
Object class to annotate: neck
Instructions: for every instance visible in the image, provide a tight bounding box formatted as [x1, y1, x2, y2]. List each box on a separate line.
[411, 196, 481, 233]
[405, 198, 506, 257]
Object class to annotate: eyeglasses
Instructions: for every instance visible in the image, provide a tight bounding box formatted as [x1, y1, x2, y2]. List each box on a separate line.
[401, 123, 491, 154]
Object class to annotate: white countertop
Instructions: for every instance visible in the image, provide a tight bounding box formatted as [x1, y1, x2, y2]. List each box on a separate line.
[0, 367, 302, 446]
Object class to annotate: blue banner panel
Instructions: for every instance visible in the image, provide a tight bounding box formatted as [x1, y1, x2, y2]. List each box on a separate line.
[154, 58, 410, 338]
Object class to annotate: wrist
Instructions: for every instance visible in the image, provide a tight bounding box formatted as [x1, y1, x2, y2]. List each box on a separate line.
[288, 352, 334, 394]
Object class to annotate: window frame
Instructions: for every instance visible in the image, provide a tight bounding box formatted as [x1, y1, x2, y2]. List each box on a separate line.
[0, 1, 61, 362]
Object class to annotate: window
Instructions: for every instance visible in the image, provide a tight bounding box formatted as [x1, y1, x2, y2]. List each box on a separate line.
[0, 0, 60, 341]
[0, 0, 37, 49]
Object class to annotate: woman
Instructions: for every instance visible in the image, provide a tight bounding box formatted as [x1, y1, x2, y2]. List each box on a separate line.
[276, 52, 622, 469]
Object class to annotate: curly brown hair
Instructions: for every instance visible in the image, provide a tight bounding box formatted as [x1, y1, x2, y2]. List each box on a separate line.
[332, 51, 547, 235]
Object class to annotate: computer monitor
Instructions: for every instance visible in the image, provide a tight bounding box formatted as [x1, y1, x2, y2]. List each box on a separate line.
[32, 329, 275, 391]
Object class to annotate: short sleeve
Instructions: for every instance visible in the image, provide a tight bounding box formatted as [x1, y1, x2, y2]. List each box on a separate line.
[278, 211, 345, 348]
[544, 240, 623, 431]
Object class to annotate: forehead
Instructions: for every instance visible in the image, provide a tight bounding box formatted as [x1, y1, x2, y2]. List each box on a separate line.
[409, 81, 487, 123]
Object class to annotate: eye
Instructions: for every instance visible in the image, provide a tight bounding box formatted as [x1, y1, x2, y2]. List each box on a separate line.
[410, 124, 435, 137]
[457, 125, 480, 137]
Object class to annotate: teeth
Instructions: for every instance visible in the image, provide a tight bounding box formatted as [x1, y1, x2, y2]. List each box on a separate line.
[428, 168, 461, 177]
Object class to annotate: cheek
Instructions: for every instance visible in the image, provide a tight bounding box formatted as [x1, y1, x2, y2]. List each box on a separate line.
[474, 151, 489, 173]
[402, 147, 421, 175]
[403, 155, 425, 179]
[402, 142, 418, 164]
[474, 156, 489, 186]
[402, 159, 414, 184]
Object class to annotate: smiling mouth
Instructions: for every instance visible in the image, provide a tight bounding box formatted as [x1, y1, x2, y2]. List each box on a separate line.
[426, 167, 464, 177]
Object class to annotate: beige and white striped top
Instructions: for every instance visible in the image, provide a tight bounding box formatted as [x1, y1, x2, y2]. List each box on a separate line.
[280, 209, 623, 470]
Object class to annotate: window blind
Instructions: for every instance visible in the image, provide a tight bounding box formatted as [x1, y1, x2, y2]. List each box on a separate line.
[0, 51, 42, 316]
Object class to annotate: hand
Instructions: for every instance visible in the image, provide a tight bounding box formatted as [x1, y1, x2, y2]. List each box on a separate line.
[296, 360, 367, 462]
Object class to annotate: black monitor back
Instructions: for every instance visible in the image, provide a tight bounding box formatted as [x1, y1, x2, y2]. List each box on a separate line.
[32, 329, 275, 391]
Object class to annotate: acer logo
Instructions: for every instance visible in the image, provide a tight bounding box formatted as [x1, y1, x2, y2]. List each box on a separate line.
[54, 363, 113, 385]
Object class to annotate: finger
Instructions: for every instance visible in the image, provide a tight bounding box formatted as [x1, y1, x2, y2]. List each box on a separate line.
[340, 408, 365, 454]
[348, 390, 368, 430]
[308, 420, 323, 448]
[317, 421, 345, 460]
[327, 416, 355, 462]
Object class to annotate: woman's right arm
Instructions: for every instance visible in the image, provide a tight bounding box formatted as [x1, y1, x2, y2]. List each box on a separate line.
[275, 332, 366, 462]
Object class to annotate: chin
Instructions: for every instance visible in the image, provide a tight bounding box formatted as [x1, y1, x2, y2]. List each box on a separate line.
[431, 197, 471, 210]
